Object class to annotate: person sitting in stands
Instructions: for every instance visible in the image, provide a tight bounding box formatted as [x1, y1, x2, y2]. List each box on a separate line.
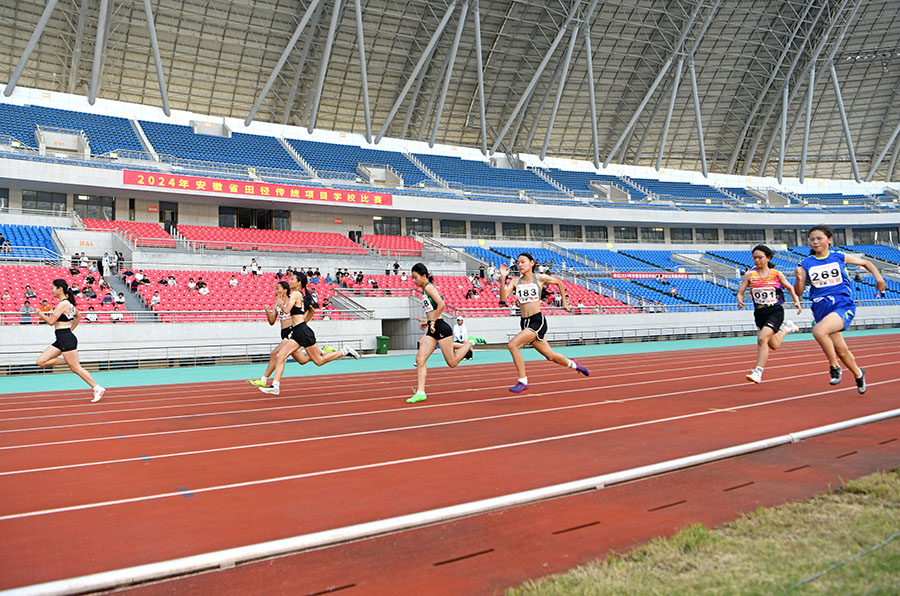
[19, 300, 34, 325]
[229, 275, 238, 287]
[83, 285, 97, 299]
[150, 291, 161, 308]
[669, 285, 679, 297]
[84, 307, 99, 323]
[99, 277, 110, 290]
[110, 306, 124, 322]
[115, 292, 126, 304]
[198, 284, 210, 295]
[1, 238, 10, 253]
[187, 277, 196, 290]
[276, 269, 284, 280]
[39, 299, 52, 319]
[129, 277, 139, 292]
[196, 277, 207, 290]
[157, 276, 168, 286]
[24, 285, 37, 299]
[325, 272, 332, 284]
[167, 275, 177, 287]
[101, 292, 113, 305]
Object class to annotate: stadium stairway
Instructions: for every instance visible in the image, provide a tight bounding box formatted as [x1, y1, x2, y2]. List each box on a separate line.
[107, 275, 153, 317]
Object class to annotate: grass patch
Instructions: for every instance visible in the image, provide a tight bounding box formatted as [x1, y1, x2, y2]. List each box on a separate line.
[507, 470, 900, 596]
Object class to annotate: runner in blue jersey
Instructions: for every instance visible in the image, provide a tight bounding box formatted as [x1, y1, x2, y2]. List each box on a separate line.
[794, 225, 885, 394]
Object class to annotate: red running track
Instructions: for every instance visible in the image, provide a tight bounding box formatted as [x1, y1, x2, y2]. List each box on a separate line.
[1, 334, 899, 593]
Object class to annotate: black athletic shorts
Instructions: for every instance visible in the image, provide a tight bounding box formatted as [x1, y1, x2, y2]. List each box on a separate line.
[280, 325, 293, 340]
[425, 318, 453, 341]
[51, 328, 78, 352]
[289, 322, 317, 348]
[753, 304, 784, 331]
[520, 312, 548, 341]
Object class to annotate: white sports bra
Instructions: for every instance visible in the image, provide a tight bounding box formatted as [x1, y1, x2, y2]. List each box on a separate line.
[515, 282, 541, 304]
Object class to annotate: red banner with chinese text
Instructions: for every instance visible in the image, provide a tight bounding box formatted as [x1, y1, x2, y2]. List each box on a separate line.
[611, 272, 689, 279]
[122, 170, 392, 206]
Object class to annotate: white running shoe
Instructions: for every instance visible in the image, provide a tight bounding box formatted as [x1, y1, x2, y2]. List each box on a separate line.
[780, 320, 800, 334]
[342, 345, 360, 360]
[91, 386, 106, 403]
[746, 369, 762, 384]
[259, 386, 280, 395]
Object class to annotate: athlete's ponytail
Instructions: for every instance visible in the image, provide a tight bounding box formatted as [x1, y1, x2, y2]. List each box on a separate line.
[411, 262, 434, 283]
[52, 278, 76, 307]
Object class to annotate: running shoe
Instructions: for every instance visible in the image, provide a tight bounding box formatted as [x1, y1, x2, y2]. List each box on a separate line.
[780, 320, 800, 334]
[855, 368, 866, 394]
[746, 369, 762, 384]
[470, 336, 487, 345]
[463, 349, 474, 360]
[247, 379, 267, 387]
[407, 391, 427, 404]
[322, 346, 336, 353]
[342, 346, 360, 359]
[829, 365, 843, 385]
[259, 386, 280, 395]
[91, 386, 105, 403]
[509, 382, 528, 393]
[572, 359, 590, 377]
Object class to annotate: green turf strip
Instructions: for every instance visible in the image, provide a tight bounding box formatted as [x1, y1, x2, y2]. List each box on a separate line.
[2, 327, 897, 396]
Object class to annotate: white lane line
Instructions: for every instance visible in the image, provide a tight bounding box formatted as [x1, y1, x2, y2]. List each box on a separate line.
[2, 378, 897, 522]
[0, 352, 900, 440]
[2, 364, 897, 480]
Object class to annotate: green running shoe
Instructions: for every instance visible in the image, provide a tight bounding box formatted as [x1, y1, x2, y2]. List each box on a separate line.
[322, 345, 336, 353]
[247, 379, 267, 387]
[406, 391, 427, 404]
[469, 336, 487, 345]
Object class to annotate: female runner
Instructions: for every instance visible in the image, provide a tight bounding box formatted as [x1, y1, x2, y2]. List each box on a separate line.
[36, 278, 105, 402]
[407, 263, 473, 403]
[736, 244, 802, 383]
[248, 280, 312, 388]
[499, 252, 588, 393]
[257, 271, 358, 395]
[794, 225, 885, 394]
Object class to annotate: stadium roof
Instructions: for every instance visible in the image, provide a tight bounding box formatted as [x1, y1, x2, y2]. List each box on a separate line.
[2, 0, 899, 182]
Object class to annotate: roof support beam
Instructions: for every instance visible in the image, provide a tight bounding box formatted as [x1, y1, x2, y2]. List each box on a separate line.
[489, 0, 581, 155]
[68, 0, 87, 94]
[430, 2, 469, 147]
[777, 84, 787, 183]
[828, 62, 860, 182]
[655, 57, 683, 171]
[87, 0, 110, 104]
[757, 0, 862, 176]
[799, 64, 814, 183]
[376, 1, 457, 144]
[354, 0, 372, 142]
[582, 0, 601, 168]
[688, 58, 707, 177]
[399, 43, 438, 139]
[603, 0, 705, 167]
[245, 0, 323, 126]
[541, 21, 580, 160]
[281, 5, 323, 126]
[525, 60, 566, 149]
[4, 0, 59, 96]
[472, 0, 487, 155]
[864, 118, 900, 182]
[307, 0, 344, 133]
[417, 45, 454, 140]
[725, 0, 821, 174]
[142, 0, 170, 116]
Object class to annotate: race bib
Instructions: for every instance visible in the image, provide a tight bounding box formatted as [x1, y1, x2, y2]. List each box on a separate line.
[422, 296, 434, 313]
[751, 287, 779, 306]
[808, 262, 843, 288]
[516, 283, 540, 304]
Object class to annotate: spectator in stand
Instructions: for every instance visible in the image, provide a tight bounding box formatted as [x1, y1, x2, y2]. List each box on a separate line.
[88, 262, 98, 275]
[325, 272, 332, 284]
[229, 275, 239, 287]
[1, 238, 11, 253]
[70, 283, 81, 297]
[196, 277, 207, 290]
[116, 252, 124, 273]
[83, 285, 97, 300]
[150, 291, 161, 308]
[241, 266, 249, 276]
[276, 269, 284, 280]
[121, 266, 134, 279]
[400, 271, 408, 282]
[669, 285, 679, 297]
[69, 255, 81, 275]
[19, 300, 35, 324]
[101, 292, 113, 305]
[465, 288, 474, 300]
[134, 270, 144, 283]
[24, 285, 37, 299]
[99, 277, 110, 291]
[251, 258, 260, 276]
[115, 292, 126, 304]
[314, 267, 321, 278]
[198, 284, 210, 295]
[187, 277, 196, 290]
[84, 273, 96, 286]
[102, 253, 111, 277]
[129, 277, 139, 292]
[110, 306, 124, 322]
[39, 299, 52, 319]
[80, 252, 90, 268]
[157, 275, 168, 286]
[393, 261, 400, 275]
[356, 271, 364, 285]
[84, 307, 99, 323]
[167, 275, 177, 287]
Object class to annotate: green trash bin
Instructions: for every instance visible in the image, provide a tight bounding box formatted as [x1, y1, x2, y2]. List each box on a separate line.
[376, 335, 390, 354]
